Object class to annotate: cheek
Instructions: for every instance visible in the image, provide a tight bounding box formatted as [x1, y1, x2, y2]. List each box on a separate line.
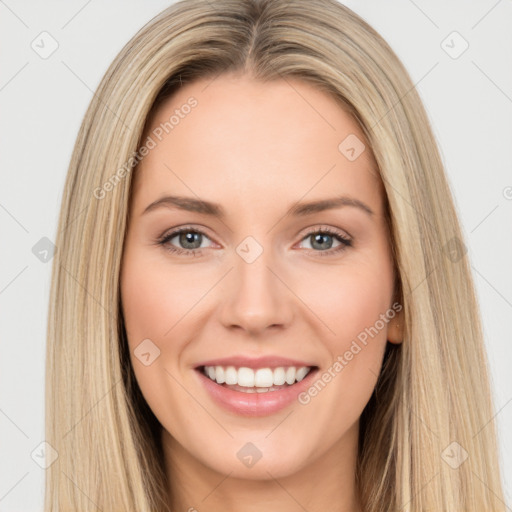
[120, 249, 206, 342]
[293, 260, 394, 430]
[295, 256, 394, 346]
[119, 249, 197, 418]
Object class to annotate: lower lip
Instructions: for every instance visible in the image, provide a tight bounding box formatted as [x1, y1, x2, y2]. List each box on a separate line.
[195, 368, 318, 417]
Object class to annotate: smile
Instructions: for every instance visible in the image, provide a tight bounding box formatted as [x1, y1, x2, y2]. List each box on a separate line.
[195, 363, 319, 416]
[201, 365, 313, 392]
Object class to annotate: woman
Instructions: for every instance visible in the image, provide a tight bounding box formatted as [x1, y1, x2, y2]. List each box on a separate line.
[45, 0, 506, 510]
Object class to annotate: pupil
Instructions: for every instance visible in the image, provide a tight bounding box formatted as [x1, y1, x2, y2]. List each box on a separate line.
[312, 233, 332, 250]
[181, 231, 200, 249]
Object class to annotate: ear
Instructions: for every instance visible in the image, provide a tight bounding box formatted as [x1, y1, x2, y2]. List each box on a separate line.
[387, 307, 404, 345]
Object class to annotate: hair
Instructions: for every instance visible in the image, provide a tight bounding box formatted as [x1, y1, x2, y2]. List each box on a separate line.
[45, 0, 506, 510]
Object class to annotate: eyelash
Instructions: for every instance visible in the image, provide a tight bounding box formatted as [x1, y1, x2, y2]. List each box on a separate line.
[156, 225, 353, 258]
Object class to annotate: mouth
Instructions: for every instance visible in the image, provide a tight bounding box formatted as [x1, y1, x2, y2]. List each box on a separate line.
[197, 364, 318, 393]
[194, 363, 319, 416]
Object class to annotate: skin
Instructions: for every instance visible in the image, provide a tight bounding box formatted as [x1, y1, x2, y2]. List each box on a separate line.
[120, 72, 403, 512]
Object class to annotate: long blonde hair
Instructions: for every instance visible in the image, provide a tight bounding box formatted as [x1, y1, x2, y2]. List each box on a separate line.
[45, 0, 506, 510]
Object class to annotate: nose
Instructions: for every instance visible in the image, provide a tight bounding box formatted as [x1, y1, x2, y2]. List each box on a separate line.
[219, 247, 294, 336]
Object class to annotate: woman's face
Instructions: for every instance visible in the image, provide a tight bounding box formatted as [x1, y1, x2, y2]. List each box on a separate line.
[120, 72, 402, 481]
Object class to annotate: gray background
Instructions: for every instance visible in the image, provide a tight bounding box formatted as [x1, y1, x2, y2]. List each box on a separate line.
[1, 1, 511, 510]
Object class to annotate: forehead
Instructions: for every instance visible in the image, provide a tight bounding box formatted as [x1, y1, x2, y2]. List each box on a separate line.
[131, 73, 383, 216]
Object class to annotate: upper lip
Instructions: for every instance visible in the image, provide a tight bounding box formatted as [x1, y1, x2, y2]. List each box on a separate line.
[194, 355, 318, 370]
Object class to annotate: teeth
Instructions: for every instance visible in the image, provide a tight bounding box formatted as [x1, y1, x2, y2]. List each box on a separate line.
[295, 366, 309, 382]
[202, 365, 313, 387]
[285, 367, 296, 385]
[254, 368, 273, 387]
[273, 367, 286, 385]
[215, 366, 225, 384]
[225, 366, 237, 385]
[238, 367, 255, 387]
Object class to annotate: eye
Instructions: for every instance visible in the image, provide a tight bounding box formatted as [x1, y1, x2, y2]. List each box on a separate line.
[156, 225, 353, 257]
[157, 226, 213, 257]
[297, 226, 352, 256]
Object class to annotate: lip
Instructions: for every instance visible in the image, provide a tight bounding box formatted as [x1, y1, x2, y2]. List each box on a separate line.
[195, 365, 319, 417]
[194, 355, 317, 370]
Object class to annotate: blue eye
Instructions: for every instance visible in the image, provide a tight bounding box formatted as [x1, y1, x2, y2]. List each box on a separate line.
[299, 227, 352, 256]
[156, 225, 352, 257]
[157, 227, 212, 257]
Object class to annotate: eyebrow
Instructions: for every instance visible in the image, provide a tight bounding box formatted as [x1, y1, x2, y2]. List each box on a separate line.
[142, 194, 374, 218]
